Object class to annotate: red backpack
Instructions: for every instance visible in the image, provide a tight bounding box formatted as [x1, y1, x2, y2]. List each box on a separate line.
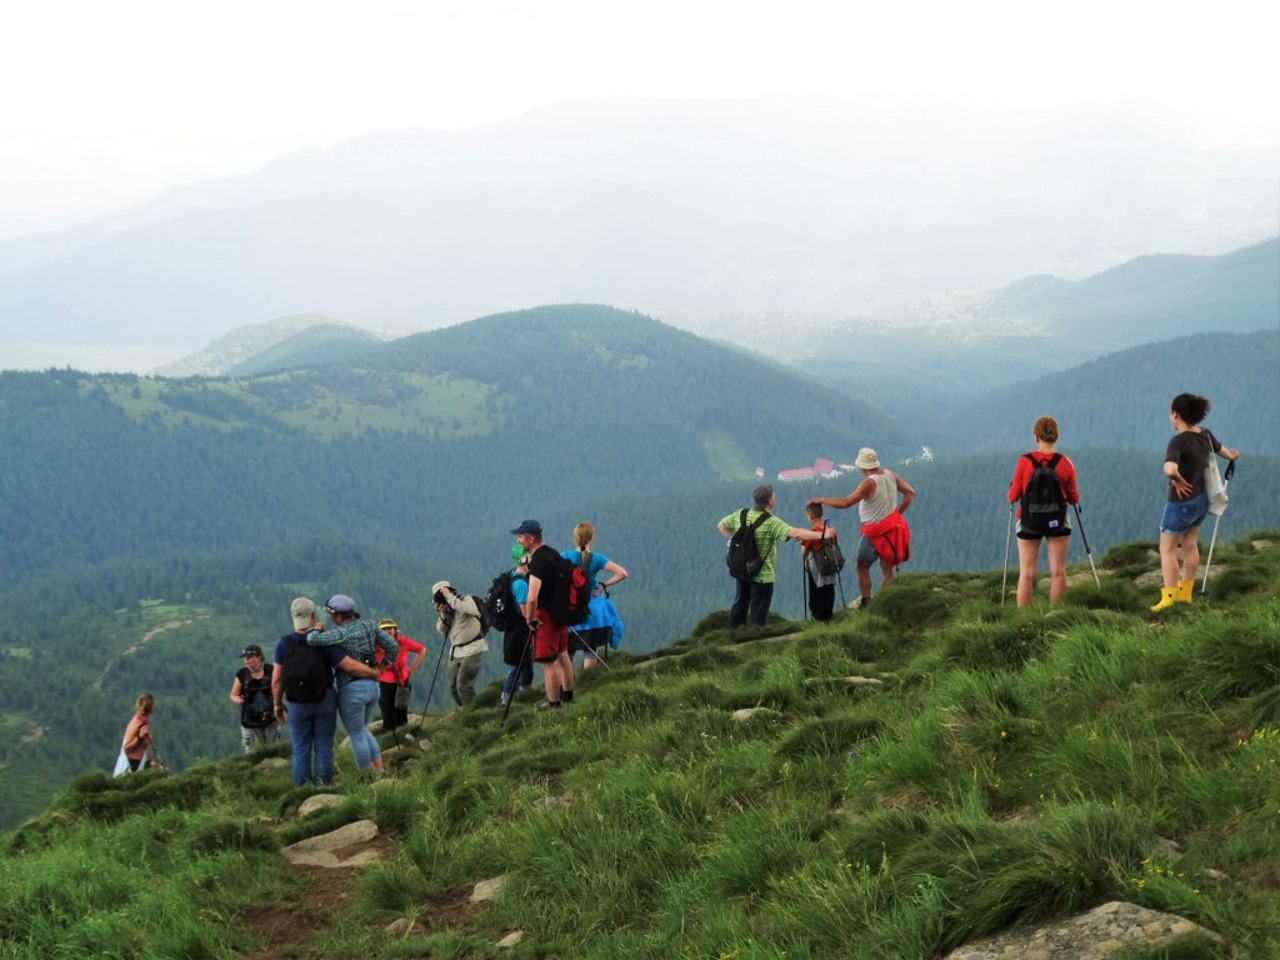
[543, 553, 592, 626]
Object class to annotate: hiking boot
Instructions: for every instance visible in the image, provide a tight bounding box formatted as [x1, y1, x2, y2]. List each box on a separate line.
[1176, 579, 1194, 604]
[849, 595, 870, 610]
[537, 699, 562, 710]
[561, 689, 575, 704]
[1150, 587, 1178, 612]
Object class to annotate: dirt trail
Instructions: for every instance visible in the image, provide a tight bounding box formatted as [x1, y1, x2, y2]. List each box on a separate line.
[238, 838, 475, 959]
[92, 615, 211, 691]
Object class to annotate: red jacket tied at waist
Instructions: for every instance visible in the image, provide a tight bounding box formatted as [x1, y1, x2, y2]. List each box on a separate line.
[861, 511, 911, 567]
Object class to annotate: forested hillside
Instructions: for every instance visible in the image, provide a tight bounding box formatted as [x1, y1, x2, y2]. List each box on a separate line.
[3, 306, 1279, 830]
[926, 330, 1280, 454]
[0, 305, 910, 581]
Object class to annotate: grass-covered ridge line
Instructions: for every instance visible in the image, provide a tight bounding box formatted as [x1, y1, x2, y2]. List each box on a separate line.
[3, 533, 1279, 959]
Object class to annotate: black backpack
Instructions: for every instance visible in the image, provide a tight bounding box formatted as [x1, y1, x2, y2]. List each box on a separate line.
[470, 594, 493, 637]
[1020, 453, 1067, 533]
[810, 537, 845, 576]
[726, 509, 770, 581]
[542, 552, 592, 627]
[485, 571, 527, 632]
[237, 664, 276, 727]
[280, 634, 330, 704]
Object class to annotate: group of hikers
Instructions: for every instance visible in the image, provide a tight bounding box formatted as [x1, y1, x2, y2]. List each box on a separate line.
[117, 520, 630, 786]
[116, 392, 1238, 782]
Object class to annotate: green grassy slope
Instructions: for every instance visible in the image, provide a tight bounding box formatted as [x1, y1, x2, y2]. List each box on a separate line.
[4, 533, 1279, 959]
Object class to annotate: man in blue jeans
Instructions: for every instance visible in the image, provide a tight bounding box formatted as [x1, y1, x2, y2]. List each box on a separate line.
[304, 594, 398, 777]
[272, 597, 381, 787]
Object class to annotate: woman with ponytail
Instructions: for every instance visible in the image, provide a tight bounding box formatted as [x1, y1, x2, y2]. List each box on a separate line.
[561, 522, 629, 669]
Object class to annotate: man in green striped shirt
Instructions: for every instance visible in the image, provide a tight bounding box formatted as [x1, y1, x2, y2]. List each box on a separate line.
[719, 484, 828, 628]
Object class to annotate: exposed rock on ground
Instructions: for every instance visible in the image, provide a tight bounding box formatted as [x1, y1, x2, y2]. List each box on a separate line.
[470, 875, 507, 903]
[298, 794, 345, 817]
[944, 901, 1224, 959]
[281, 819, 384, 869]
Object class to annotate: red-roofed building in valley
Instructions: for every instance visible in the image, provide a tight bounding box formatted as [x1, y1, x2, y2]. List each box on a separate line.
[777, 458, 841, 482]
[778, 466, 817, 482]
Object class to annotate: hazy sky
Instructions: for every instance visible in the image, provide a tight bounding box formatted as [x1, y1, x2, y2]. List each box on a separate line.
[1, 0, 1276, 237]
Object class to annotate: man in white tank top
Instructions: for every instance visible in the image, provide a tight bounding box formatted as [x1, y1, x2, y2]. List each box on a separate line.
[808, 447, 915, 608]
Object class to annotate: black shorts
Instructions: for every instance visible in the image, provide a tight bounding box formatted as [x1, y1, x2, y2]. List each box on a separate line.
[569, 626, 612, 657]
[1016, 519, 1072, 540]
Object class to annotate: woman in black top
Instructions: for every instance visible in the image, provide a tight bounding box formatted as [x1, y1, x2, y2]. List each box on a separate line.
[1152, 393, 1238, 611]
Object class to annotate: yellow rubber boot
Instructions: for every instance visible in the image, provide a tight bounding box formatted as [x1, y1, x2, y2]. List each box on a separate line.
[1176, 580, 1194, 604]
[1150, 587, 1178, 612]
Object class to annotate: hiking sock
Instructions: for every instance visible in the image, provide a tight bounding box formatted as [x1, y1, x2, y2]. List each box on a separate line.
[1176, 580, 1194, 604]
[561, 689, 575, 704]
[1150, 587, 1178, 612]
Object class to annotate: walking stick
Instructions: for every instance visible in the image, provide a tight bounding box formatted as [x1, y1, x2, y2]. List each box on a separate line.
[1072, 504, 1101, 588]
[1201, 459, 1236, 595]
[411, 642, 447, 736]
[568, 628, 612, 669]
[1001, 503, 1014, 605]
[501, 639, 532, 726]
[802, 553, 809, 621]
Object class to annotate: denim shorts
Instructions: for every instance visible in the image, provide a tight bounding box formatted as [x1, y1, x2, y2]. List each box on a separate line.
[1160, 492, 1208, 535]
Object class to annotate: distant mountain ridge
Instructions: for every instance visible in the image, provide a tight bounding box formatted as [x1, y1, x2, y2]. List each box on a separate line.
[794, 239, 1279, 407]
[0, 96, 1274, 359]
[153, 314, 377, 378]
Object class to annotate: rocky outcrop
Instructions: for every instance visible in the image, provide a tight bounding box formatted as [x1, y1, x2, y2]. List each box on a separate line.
[281, 819, 383, 869]
[944, 901, 1224, 959]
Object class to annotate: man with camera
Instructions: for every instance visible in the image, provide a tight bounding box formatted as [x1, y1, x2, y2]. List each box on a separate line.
[432, 580, 487, 706]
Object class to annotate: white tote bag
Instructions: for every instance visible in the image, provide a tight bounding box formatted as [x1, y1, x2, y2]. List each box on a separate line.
[1204, 435, 1228, 517]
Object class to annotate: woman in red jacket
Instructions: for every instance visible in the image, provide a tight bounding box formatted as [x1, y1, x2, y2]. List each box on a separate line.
[1007, 416, 1080, 607]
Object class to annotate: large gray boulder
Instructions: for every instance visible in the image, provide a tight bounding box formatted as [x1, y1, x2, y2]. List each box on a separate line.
[281, 819, 383, 869]
[945, 901, 1224, 960]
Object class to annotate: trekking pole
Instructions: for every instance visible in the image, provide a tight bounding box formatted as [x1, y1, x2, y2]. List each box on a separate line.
[411, 642, 447, 736]
[1001, 502, 1014, 605]
[501, 640, 532, 727]
[1201, 459, 1236, 595]
[1071, 504, 1101, 588]
[802, 554, 808, 622]
[568, 628, 612, 669]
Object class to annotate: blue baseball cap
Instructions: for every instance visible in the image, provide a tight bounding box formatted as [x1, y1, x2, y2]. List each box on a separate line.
[325, 594, 357, 615]
[510, 519, 542, 536]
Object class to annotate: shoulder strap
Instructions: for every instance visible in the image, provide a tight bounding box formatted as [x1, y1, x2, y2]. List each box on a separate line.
[1047, 453, 1062, 469]
[749, 510, 771, 530]
[1023, 452, 1040, 468]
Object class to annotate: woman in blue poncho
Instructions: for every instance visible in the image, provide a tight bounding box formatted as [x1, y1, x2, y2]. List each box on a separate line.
[562, 522, 628, 669]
